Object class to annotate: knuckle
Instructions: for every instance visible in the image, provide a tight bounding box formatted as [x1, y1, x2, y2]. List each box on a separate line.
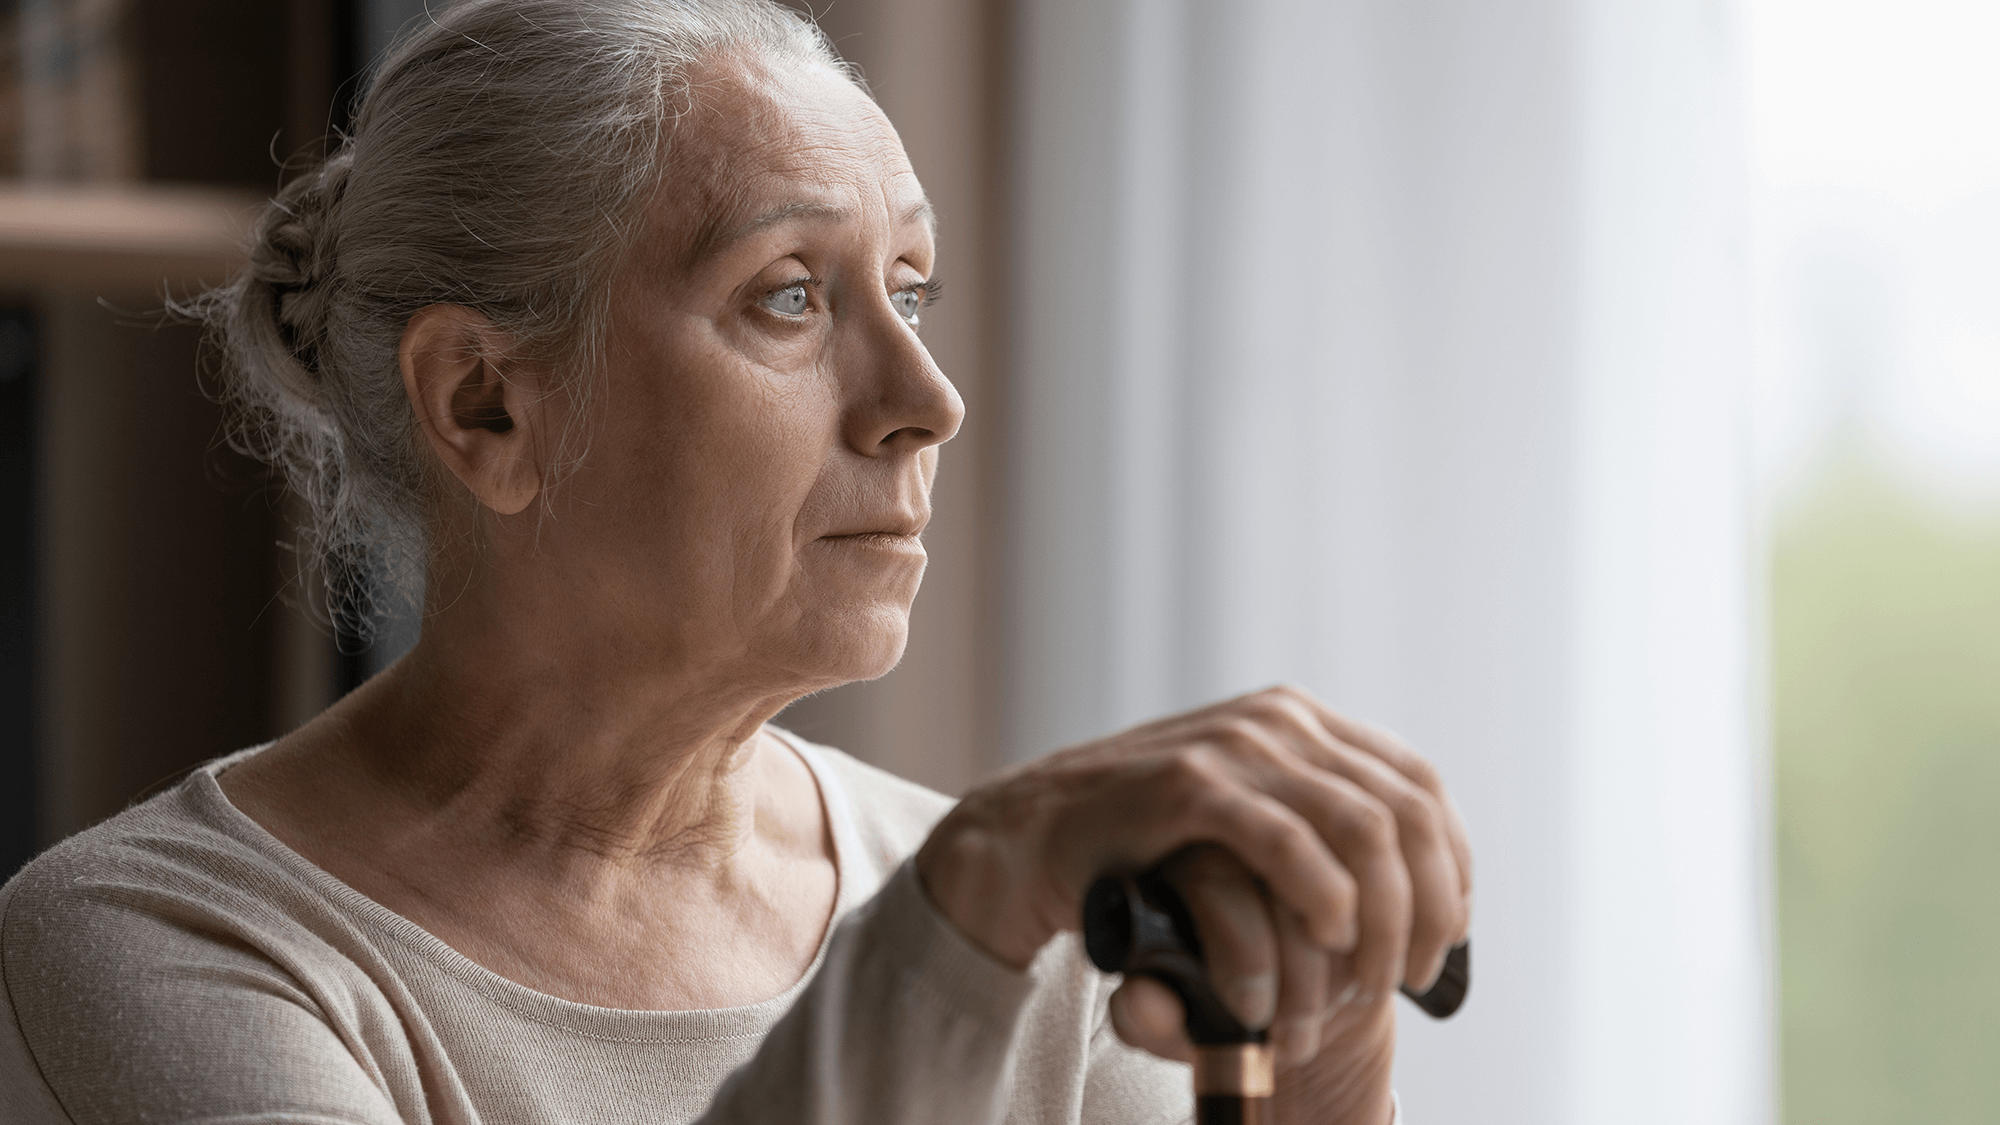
[1168, 758, 1260, 830]
[1166, 745, 1226, 791]
[1240, 690, 1290, 722]
[1399, 752, 1444, 793]
[1215, 716, 1267, 749]
[1345, 795, 1398, 851]
[1255, 811, 1318, 862]
[1212, 720, 1290, 770]
[1269, 696, 1318, 733]
[1249, 685, 1315, 726]
[1384, 784, 1443, 843]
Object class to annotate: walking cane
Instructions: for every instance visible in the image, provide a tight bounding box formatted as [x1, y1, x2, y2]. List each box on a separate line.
[1084, 855, 1469, 1124]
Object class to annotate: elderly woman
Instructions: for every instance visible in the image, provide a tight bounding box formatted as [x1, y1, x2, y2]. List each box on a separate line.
[0, 2, 1470, 1123]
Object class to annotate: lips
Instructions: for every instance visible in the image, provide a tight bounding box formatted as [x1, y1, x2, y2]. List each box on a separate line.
[823, 532, 923, 547]
[818, 514, 928, 540]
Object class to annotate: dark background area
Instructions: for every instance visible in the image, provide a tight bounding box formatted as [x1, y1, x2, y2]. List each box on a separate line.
[2, 307, 39, 877]
[1, 0, 370, 880]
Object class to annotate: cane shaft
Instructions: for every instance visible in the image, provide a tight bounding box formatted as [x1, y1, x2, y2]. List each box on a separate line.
[1196, 1095, 1274, 1125]
[1193, 1043, 1274, 1124]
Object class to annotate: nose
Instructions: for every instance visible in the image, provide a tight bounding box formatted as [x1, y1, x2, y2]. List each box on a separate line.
[839, 296, 965, 458]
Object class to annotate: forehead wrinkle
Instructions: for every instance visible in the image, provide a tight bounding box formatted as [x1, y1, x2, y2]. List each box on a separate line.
[668, 122, 862, 272]
[707, 200, 854, 261]
[660, 60, 931, 276]
[676, 170, 928, 277]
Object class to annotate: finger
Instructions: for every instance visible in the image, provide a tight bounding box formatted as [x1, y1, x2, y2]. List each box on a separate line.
[1148, 749, 1362, 951]
[1260, 765, 1412, 1004]
[1167, 844, 1278, 1029]
[1324, 942, 1359, 1011]
[1224, 687, 1471, 904]
[1269, 903, 1331, 1066]
[1108, 977, 1196, 1064]
[1025, 744, 1354, 952]
[1301, 697, 1475, 906]
[1246, 690, 1471, 980]
[1282, 722, 1464, 989]
[1194, 708, 1411, 992]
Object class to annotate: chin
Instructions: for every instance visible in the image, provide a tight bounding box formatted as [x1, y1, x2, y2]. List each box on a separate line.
[783, 604, 912, 689]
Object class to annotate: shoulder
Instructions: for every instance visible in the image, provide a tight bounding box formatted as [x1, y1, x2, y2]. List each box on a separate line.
[770, 727, 956, 871]
[1, 769, 332, 1015]
[1, 769, 407, 1121]
[4, 770, 265, 932]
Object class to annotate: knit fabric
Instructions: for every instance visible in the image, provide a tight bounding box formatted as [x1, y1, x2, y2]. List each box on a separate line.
[0, 731, 1191, 1125]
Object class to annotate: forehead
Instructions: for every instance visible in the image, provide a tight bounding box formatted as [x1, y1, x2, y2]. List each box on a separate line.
[659, 50, 930, 270]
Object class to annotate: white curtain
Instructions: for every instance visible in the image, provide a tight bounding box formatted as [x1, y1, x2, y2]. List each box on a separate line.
[1002, 1, 1768, 1122]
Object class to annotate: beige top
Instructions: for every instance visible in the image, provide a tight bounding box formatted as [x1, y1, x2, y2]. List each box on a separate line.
[0, 731, 1192, 1125]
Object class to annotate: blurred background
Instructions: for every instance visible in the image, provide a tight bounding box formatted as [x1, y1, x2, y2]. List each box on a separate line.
[1750, 0, 2000, 1121]
[0, 0, 1993, 1122]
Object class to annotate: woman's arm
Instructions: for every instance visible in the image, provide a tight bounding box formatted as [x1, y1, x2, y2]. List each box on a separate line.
[696, 862, 1038, 1124]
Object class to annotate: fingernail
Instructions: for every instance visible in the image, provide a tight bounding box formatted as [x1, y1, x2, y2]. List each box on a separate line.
[1333, 981, 1361, 1008]
[1410, 954, 1444, 993]
[1233, 973, 1277, 1028]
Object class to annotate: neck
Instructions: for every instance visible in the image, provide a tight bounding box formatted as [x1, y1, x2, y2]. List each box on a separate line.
[332, 604, 810, 875]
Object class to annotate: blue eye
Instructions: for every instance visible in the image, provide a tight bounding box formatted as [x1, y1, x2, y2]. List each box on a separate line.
[891, 289, 922, 325]
[762, 283, 809, 316]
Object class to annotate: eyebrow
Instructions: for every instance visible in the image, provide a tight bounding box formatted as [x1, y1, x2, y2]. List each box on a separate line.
[686, 196, 938, 270]
[900, 199, 937, 239]
[722, 200, 853, 248]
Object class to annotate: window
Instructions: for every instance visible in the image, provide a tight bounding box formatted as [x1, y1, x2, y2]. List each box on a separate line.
[1751, 2, 2000, 1119]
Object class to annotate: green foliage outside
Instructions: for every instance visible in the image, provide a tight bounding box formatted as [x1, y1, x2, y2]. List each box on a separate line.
[1773, 452, 2000, 1124]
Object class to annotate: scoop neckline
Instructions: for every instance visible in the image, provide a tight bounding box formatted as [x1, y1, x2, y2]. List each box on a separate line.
[191, 727, 860, 1040]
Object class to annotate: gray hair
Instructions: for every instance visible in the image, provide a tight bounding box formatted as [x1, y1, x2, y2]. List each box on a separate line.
[192, 0, 846, 637]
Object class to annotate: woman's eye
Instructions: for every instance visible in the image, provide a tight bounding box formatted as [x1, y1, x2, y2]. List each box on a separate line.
[891, 289, 922, 325]
[761, 284, 810, 317]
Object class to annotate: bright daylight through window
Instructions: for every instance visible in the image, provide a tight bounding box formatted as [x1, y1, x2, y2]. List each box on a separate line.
[1750, 0, 2000, 1120]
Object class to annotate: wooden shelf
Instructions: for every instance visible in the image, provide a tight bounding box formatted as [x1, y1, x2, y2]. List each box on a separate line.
[0, 183, 263, 296]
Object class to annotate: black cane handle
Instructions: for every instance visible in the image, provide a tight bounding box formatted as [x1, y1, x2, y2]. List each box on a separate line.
[1082, 853, 1470, 1122]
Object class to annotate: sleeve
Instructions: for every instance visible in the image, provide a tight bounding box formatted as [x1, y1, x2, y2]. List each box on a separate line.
[696, 860, 1038, 1125]
[1077, 1011, 1193, 1125]
[1, 872, 407, 1125]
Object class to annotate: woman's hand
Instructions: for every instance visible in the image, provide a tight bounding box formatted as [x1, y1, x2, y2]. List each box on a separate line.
[913, 685, 1472, 1124]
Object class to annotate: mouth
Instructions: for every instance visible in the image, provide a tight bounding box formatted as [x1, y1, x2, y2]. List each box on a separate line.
[819, 511, 928, 542]
[821, 531, 923, 548]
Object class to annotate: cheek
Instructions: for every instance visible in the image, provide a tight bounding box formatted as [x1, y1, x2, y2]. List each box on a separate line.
[581, 350, 837, 570]
[719, 380, 838, 517]
[687, 381, 842, 596]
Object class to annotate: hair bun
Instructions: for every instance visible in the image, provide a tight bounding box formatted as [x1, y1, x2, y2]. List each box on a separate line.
[250, 150, 352, 375]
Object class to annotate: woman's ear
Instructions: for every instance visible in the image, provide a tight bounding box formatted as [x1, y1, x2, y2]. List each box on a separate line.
[399, 304, 544, 516]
